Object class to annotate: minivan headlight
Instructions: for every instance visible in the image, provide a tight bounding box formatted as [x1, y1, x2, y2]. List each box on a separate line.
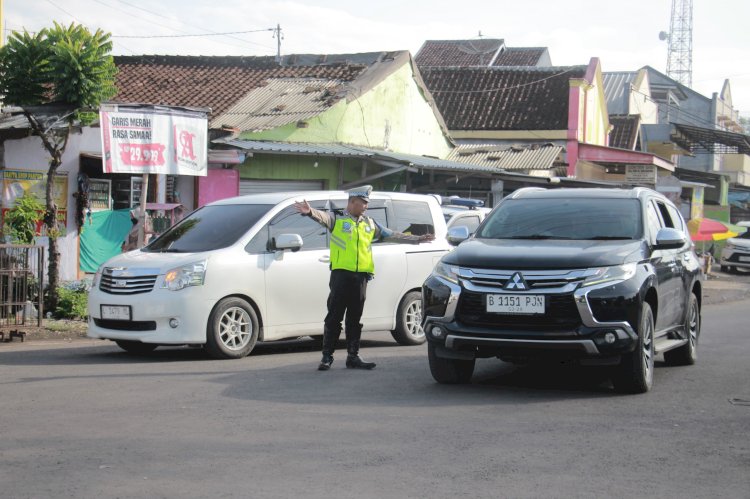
[433, 261, 460, 284]
[162, 261, 207, 291]
[581, 263, 637, 288]
[91, 264, 105, 287]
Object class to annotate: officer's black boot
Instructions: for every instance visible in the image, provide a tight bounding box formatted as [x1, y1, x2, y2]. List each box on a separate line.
[345, 338, 376, 370]
[318, 354, 333, 371]
[318, 327, 338, 371]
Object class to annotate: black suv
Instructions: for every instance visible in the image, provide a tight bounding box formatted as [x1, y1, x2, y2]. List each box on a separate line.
[422, 187, 703, 393]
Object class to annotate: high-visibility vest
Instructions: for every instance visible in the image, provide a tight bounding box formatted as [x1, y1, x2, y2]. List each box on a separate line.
[330, 215, 376, 273]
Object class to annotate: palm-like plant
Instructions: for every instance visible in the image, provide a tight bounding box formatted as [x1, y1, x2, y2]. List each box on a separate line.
[0, 22, 117, 311]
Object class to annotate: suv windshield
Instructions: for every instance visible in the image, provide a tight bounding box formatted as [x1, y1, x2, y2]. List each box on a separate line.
[145, 204, 273, 253]
[476, 198, 642, 240]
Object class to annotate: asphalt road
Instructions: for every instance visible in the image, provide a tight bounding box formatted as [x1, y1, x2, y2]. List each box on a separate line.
[1, 301, 749, 499]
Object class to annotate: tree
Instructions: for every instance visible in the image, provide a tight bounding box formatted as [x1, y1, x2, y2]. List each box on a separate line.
[0, 22, 117, 311]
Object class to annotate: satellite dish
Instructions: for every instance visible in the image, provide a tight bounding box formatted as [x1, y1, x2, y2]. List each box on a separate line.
[658, 31, 669, 41]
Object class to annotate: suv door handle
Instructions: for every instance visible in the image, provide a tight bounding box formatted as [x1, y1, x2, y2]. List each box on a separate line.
[319, 256, 330, 263]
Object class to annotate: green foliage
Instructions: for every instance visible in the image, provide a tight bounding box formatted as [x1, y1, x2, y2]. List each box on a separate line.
[0, 21, 117, 111]
[55, 286, 89, 319]
[2, 192, 44, 244]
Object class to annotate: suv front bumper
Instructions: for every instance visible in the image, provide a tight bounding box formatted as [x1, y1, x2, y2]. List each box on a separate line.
[422, 274, 640, 360]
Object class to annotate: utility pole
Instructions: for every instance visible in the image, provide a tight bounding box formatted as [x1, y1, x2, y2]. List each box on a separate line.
[273, 24, 283, 63]
[662, 0, 693, 87]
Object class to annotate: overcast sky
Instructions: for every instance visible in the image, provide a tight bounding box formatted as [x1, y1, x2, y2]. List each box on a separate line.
[4, 0, 750, 116]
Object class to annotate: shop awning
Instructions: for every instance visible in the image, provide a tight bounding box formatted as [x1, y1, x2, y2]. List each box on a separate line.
[671, 123, 750, 155]
[578, 143, 675, 172]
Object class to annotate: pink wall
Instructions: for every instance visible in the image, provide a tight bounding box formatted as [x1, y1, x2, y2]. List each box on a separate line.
[196, 168, 239, 207]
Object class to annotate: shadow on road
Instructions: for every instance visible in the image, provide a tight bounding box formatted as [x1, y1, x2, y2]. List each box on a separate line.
[0, 336, 663, 401]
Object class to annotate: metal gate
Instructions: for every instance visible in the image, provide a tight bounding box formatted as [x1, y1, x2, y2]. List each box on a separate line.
[0, 244, 44, 341]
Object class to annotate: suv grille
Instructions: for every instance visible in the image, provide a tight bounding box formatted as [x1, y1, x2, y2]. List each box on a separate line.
[457, 291, 581, 329]
[99, 273, 158, 295]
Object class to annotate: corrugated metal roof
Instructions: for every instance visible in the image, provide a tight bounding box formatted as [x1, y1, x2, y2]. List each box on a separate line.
[446, 143, 563, 170]
[602, 72, 637, 115]
[0, 113, 31, 130]
[211, 78, 345, 131]
[217, 139, 503, 173]
[216, 139, 374, 157]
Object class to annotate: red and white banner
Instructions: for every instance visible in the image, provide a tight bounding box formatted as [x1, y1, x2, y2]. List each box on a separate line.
[99, 104, 208, 176]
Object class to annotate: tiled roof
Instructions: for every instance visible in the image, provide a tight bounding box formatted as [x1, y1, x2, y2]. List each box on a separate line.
[415, 40, 547, 67]
[492, 48, 547, 67]
[113, 54, 373, 120]
[608, 114, 641, 149]
[213, 78, 346, 131]
[419, 66, 586, 130]
[415, 39, 505, 67]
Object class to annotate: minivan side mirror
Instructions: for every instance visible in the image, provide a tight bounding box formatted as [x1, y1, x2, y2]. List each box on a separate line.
[654, 227, 687, 250]
[447, 226, 470, 246]
[272, 233, 304, 252]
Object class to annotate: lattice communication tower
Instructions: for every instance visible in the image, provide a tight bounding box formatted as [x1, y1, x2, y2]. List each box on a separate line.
[664, 0, 694, 87]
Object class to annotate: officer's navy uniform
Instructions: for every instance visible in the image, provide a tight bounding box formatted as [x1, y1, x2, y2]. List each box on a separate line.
[303, 186, 426, 370]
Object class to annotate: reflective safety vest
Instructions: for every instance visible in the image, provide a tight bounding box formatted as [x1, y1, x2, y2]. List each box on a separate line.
[330, 215, 376, 273]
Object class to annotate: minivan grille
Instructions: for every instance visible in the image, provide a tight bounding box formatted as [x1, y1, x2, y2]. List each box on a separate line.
[99, 274, 157, 295]
[457, 291, 581, 330]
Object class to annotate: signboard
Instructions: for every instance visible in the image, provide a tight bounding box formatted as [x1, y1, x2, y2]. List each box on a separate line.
[99, 105, 208, 176]
[1, 170, 68, 234]
[625, 165, 657, 184]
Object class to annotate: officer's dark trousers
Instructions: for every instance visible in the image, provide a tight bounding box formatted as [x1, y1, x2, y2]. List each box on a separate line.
[322, 269, 369, 357]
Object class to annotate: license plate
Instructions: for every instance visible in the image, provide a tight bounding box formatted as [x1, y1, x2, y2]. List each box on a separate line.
[739, 256, 750, 262]
[487, 294, 545, 314]
[101, 305, 131, 321]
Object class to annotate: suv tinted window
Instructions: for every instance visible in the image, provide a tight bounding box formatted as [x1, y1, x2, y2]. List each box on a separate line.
[477, 198, 641, 240]
[246, 201, 328, 254]
[391, 200, 434, 236]
[145, 204, 273, 253]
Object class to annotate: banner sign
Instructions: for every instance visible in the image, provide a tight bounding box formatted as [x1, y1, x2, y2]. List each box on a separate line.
[1, 170, 68, 234]
[99, 105, 208, 176]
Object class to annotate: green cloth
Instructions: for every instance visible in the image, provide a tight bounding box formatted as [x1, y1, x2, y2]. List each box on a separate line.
[79, 209, 133, 273]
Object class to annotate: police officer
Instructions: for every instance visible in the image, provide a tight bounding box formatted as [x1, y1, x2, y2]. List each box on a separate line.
[294, 186, 435, 371]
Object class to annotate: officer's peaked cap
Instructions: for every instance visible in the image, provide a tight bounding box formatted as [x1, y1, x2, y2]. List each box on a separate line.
[347, 185, 372, 202]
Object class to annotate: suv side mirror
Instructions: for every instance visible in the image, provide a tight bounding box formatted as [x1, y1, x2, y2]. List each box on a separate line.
[447, 226, 470, 246]
[272, 233, 304, 252]
[654, 227, 687, 250]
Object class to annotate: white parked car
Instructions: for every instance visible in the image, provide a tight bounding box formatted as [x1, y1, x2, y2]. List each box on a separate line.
[437, 196, 492, 236]
[720, 221, 750, 273]
[88, 191, 451, 358]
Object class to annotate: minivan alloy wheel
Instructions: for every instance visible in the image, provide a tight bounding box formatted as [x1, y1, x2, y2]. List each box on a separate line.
[391, 291, 427, 345]
[205, 297, 259, 359]
[219, 306, 252, 350]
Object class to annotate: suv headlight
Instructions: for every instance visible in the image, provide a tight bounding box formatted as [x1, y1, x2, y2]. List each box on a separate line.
[433, 261, 460, 284]
[580, 263, 637, 288]
[723, 242, 736, 251]
[162, 261, 207, 291]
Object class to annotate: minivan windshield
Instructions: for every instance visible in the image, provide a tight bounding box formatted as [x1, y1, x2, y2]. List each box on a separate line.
[476, 198, 642, 240]
[145, 204, 273, 253]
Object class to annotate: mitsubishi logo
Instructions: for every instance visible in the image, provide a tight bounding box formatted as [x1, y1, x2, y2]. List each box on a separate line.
[505, 272, 528, 290]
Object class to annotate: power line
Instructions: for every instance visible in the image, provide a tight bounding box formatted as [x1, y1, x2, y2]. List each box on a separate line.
[43, 0, 81, 23]
[112, 28, 274, 39]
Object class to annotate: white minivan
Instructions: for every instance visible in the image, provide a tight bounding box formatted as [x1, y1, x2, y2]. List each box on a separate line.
[87, 191, 451, 358]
